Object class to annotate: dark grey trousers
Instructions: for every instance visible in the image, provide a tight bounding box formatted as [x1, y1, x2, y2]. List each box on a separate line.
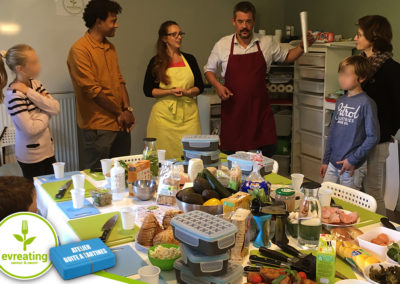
[82, 129, 131, 170]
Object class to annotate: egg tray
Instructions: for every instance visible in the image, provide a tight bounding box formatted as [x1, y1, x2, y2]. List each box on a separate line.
[171, 210, 237, 256]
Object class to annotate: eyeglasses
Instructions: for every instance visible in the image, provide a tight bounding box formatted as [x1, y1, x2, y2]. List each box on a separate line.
[167, 32, 185, 38]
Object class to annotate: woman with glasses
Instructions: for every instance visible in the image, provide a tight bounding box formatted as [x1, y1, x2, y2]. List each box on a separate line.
[143, 20, 204, 159]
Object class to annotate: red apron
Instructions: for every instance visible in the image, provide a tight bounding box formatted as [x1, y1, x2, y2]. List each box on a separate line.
[221, 35, 277, 151]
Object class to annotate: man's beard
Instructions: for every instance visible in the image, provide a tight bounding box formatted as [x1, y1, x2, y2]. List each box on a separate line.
[238, 29, 252, 40]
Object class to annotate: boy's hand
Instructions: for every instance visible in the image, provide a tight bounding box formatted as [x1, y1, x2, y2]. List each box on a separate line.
[320, 164, 328, 178]
[337, 159, 355, 176]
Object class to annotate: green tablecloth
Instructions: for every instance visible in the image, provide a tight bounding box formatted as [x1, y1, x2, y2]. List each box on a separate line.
[265, 173, 292, 185]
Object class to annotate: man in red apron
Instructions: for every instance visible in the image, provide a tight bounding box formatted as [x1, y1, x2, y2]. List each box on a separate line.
[205, 1, 313, 157]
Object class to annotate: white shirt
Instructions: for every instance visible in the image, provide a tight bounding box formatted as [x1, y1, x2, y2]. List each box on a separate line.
[204, 33, 289, 77]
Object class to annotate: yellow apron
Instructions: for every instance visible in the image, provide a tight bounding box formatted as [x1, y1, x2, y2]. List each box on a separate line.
[147, 55, 201, 159]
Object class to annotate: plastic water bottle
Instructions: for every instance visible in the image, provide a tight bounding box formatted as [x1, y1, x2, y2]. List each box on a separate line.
[110, 161, 125, 200]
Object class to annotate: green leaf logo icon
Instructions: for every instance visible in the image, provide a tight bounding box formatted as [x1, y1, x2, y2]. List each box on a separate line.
[13, 220, 36, 251]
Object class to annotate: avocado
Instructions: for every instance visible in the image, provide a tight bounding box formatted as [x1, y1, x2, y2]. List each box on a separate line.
[202, 189, 220, 202]
[182, 192, 204, 205]
[176, 187, 194, 201]
[193, 177, 211, 194]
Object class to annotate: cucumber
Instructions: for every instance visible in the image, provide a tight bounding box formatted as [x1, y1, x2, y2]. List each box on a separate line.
[203, 169, 231, 198]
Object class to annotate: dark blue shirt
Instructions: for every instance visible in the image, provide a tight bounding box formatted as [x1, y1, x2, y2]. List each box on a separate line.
[323, 92, 380, 169]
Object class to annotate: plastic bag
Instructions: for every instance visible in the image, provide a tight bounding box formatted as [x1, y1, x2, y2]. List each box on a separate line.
[156, 161, 180, 206]
[229, 162, 242, 191]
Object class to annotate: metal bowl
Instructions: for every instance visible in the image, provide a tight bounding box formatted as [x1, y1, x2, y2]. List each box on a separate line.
[176, 198, 223, 215]
[132, 180, 157, 201]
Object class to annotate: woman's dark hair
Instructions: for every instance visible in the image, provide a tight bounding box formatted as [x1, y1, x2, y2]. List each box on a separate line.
[357, 15, 393, 53]
[83, 0, 122, 29]
[233, 1, 256, 19]
[0, 176, 35, 220]
[152, 20, 179, 85]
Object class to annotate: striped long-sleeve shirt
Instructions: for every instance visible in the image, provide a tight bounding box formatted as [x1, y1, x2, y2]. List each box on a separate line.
[5, 79, 60, 164]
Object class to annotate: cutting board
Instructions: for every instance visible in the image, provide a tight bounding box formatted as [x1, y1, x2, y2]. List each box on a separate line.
[37, 171, 81, 184]
[57, 199, 100, 219]
[41, 179, 95, 202]
[106, 245, 147, 277]
[83, 169, 105, 181]
[68, 212, 139, 247]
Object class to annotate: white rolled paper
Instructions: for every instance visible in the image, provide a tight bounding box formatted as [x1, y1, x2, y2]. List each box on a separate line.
[277, 84, 286, 93]
[300, 11, 309, 53]
[285, 84, 294, 93]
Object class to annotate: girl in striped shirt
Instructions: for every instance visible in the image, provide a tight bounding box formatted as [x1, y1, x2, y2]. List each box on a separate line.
[0, 44, 60, 180]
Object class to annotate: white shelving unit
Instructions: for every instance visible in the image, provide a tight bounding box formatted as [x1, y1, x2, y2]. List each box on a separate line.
[291, 42, 355, 182]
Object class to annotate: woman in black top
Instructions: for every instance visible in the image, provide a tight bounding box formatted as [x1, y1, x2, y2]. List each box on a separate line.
[143, 21, 204, 159]
[355, 15, 400, 215]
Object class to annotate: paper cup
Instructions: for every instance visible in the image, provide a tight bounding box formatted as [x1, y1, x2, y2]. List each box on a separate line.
[157, 150, 166, 163]
[120, 207, 136, 230]
[100, 159, 113, 175]
[52, 162, 65, 179]
[72, 174, 85, 189]
[138, 265, 160, 284]
[70, 188, 85, 209]
[291, 173, 304, 192]
[318, 188, 333, 207]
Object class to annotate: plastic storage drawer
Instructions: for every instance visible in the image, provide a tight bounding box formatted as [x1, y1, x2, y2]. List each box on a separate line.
[298, 79, 324, 94]
[297, 53, 325, 67]
[227, 152, 274, 176]
[274, 110, 292, 136]
[300, 130, 323, 159]
[180, 244, 229, 276]
[182, 135, 220, 151]
[171, 211, 237, 256]
[298, 105, 323, 134]
[297, 67, 325, 80]
[301, 154, 322, 182]
[183, 150, 220, 165]
[297, 92, 324, 107]
[174, 259, 243, 284]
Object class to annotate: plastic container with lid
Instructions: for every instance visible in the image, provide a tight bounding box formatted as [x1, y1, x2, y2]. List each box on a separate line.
[227, 152, 274, 176]
[275, 187, 296, 212]
[180, 244, 229, 276]
[170, 210, 237, 256]
[174, 258, 243, 284]
[183, 150, 220, 165]
[182, 135, 220, 152]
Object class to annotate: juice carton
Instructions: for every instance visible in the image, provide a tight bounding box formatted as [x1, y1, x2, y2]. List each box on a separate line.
[316, 234, 336, 284]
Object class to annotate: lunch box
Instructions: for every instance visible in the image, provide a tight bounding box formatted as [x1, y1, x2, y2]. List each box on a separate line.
[50, 238, 115, 280]
[171, 210, 237, 256]
[180, 244, 229, 276]
[183, 150, 220, 165]
[227, 152, 274, 176]
[182, 135, 220, 152]
[174, 259, 243, 284]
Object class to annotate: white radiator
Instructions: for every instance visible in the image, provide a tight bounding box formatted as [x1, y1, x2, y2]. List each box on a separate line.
[0, 92, 79, 172]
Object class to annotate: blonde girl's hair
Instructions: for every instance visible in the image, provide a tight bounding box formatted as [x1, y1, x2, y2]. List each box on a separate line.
[0, 44, 34, 103]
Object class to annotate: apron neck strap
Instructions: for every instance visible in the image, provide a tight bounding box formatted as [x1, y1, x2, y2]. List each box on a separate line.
[230, 34, 261, 54]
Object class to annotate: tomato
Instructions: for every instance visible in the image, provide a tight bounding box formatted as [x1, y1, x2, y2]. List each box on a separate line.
[251, 274, 263, 284]
[298, 271, 307, 279]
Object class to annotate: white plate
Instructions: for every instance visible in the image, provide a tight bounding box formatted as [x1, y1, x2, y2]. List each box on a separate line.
[336, 280, 369, 284]
[363, 263, 400, 284]
[322, 209, 361, 227]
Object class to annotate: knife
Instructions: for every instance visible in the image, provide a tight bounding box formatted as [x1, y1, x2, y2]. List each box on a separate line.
[55, 180, 73, 199]
[100, 214, 119, 243]
[381, 217, 398, 231]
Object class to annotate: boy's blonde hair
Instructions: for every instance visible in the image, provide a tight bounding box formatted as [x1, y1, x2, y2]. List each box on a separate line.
[338, 55, 372, 82]
[0, 44, 34, 103]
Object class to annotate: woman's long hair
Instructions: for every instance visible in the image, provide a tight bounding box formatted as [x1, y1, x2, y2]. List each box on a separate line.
[152, 20, 179, 85]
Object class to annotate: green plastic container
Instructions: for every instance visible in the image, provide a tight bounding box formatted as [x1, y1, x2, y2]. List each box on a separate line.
[148, 244, 181, 271]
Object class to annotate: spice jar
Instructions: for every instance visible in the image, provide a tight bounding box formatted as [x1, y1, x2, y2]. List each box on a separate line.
[275, 187, 295, 212]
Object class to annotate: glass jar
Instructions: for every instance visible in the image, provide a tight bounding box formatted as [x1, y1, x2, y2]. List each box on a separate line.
[143, 138, 159, 177]
[275, 187, 295, 212]
[298, 182, 322, 249]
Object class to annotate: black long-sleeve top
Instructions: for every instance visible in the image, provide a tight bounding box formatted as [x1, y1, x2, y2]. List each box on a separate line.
[143, 52, 204, 98]
[362, 58, 400, 143]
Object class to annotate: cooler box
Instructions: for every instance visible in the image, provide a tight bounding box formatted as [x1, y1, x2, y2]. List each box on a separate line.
[182, 135, 220, 151]
[227, 152, 274, 176]
[183, 150, 220, 165]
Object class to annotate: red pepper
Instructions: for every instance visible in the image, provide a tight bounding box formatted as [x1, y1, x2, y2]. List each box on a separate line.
[298, 271, 307, 279]
[251, 274, 263, 284]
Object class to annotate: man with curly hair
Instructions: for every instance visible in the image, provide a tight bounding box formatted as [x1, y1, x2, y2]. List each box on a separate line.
[67, 0, 135, 170]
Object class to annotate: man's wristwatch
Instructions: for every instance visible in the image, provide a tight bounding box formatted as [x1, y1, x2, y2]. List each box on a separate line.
[123, 106, 134, 113]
